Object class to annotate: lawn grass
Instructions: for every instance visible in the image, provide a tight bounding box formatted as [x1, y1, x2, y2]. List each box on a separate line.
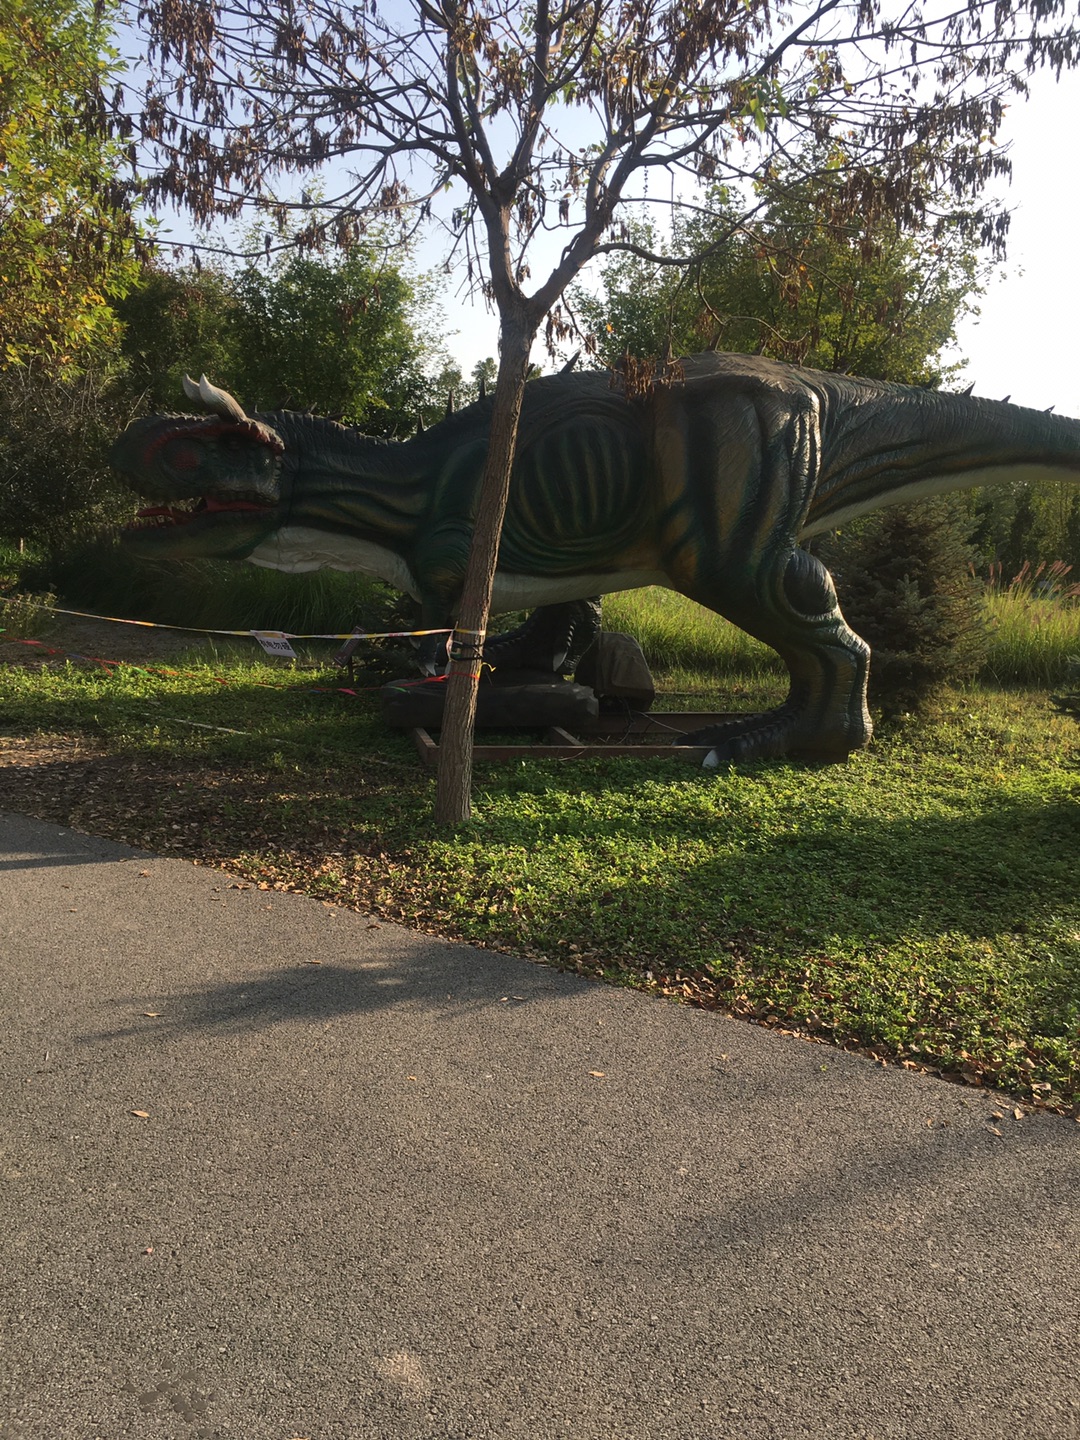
[1, 631, 1077, 1113]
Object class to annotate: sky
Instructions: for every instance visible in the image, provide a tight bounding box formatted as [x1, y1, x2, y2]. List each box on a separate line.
[424, 67, 1080, 415]
[949, 67, 1080, 418]
[146, 46, 1080, 417]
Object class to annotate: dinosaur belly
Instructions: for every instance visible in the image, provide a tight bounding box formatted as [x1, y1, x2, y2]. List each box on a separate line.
[245, 526, 668, 610]
[489, 569, 668, 610]
[247, 527, 420, 595]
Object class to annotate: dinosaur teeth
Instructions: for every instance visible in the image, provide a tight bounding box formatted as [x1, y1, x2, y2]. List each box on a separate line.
[131, 494, 273, 528]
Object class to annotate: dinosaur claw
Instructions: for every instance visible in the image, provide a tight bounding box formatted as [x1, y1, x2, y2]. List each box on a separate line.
[676, 707, 803, 765]
[677, 706, 863, 766]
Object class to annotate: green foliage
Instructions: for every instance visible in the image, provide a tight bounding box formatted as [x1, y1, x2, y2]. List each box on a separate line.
[0, 0, 140, 373]
[961, 479, 1080, 576]
[1001, 485, 1038, 579]
[114, 264, 243, 411]
[824, 498, 989, 716]
[1051, 658, 1080, 735]
[603, 587, 779, 677]
[577, 161, 981, 386]
[228, 247, 442, 432]
[431, 355, 499, 413]
[116, 243, 449, 434]
[603, 581, 1078, 691]
[981, 562, 1080, 687]
[0, 587, 56, 639]
[17, 532, 394, 635]
[0, 364, 137, 544]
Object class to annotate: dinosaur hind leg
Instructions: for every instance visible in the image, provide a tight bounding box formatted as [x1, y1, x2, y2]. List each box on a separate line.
[678, 548, 872, 765]
[483, 597, 602, 674]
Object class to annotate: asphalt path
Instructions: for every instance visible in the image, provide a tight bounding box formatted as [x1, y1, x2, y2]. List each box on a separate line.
[2, 808, 1079, 1440]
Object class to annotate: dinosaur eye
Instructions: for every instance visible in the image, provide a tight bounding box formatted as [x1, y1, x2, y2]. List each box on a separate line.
[165, 440, 200, 472]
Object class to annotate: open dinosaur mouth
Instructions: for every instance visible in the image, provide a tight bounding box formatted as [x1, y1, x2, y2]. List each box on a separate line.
[130, 494, 276, 528]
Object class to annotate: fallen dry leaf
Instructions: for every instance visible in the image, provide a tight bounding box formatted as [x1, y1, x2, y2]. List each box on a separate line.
[1013, 1107, 1024, 1120]
[143, 1011, 161, 1018]
[131, 1110, 150, 1119]
[588, 1070, 606, 1078]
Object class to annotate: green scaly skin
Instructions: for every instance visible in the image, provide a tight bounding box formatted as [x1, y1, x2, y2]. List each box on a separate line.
[110, 353, 1080, 765]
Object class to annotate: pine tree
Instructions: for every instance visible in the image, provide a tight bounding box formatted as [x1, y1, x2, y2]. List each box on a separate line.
[1000, 486, 1037, 580]
[826, 496, 988, 717]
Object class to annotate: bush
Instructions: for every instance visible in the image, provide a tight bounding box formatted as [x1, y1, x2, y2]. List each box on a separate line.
[18, 532, 398, 637]
[0, 365, 136, 546]
[825, 496, 988, 716]
[0, 589, 57, 640]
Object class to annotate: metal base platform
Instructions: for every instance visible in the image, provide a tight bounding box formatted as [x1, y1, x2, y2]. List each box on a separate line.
[408, 711, 756, 766]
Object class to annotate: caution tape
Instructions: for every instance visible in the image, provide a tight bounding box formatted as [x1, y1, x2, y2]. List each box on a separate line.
[0, 633, 456, 698]
[0, 594, 498, 706]
[0, 594, 458, 643]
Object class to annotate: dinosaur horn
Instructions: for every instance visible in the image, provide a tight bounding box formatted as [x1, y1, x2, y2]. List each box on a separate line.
[182, 374, 249, 423]
[560, 350, 580, 375]
[445, 391, 455, 416]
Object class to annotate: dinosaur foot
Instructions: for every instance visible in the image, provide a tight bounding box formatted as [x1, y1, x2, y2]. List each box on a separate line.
[674, 705, 858, 767]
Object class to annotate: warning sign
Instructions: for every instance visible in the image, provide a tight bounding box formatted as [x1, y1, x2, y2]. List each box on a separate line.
[250, 630, 299, 659]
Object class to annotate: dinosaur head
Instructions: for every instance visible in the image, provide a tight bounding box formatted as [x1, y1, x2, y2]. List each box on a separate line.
[111, 375, 287, 560]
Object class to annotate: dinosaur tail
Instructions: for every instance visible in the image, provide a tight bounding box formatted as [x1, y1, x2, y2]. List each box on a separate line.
[801, 388, 1080, 539]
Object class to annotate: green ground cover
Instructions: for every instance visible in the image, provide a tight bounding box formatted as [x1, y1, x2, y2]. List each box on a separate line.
[1, 622, 1077, 1112]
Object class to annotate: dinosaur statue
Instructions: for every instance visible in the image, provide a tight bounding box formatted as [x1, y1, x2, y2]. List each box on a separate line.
[110, 352, 1080, 764]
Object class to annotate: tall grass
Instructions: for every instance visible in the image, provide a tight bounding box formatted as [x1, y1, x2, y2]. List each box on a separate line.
[981, 561, 1080, 686]
[604, 586, 780, 675]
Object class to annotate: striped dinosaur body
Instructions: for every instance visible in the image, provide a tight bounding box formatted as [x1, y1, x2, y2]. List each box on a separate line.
[111, 353, 1080, 764]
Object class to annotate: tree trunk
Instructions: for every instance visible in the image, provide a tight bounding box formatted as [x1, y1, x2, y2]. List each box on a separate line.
[434, 320, 534, 825]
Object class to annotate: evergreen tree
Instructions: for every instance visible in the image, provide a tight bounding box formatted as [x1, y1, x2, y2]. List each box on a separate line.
[1001, 486, 1038, 580]
[824, 497, 988, 717]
